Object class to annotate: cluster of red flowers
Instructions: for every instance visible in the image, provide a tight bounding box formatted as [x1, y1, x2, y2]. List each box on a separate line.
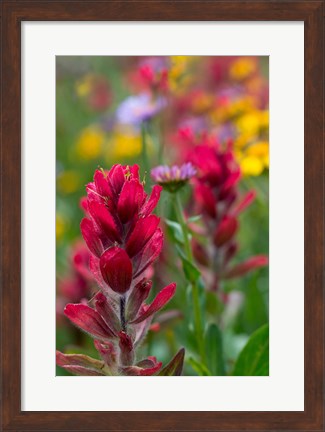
[189, 142, 268, 291]
[57, 164, 184, 376]
[56, 242, 94, 325]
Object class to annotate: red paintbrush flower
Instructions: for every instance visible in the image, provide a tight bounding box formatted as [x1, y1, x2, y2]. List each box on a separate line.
[58, 164, 184, 376]
[189, 143, 268, 287]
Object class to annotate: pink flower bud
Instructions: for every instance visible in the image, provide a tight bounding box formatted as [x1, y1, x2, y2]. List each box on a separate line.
[100, 247, 133, 294]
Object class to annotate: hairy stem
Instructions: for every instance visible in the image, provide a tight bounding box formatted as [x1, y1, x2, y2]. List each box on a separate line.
[120, 295, 126, 332]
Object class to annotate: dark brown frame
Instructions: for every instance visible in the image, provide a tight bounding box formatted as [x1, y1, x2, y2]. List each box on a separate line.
[1, 1, 324, 431]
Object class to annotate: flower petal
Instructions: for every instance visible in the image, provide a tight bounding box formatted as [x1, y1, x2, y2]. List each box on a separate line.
[140, 185, 162, 217]
[223, 242, 238, 265]
[129, 164, 140, 181]
[195, 183, 216, 219]
[94, 169, 112, 198]
[126, 215, 160, 257]
[132, 228, 164, 278]
[94, 340, 117, 368]
[117, 179, 146, 223]
[88, 255, 105, 289]
[88, 200, 121, 243]
[130, 283, 176, 324]
[133, 307, 154, 346]
[100, 247, 133, 294]
[190, 145, 221, 185]
[214, 216, 238, 247]
[80, 218, 103, 258]
[223, 255, 268, 279]
[107, 164, 125, 196]
[64, 303, 115, 341]
[219, 170, 241, 198]
[120, 358, 162, 376]
[94, 291, 120, 334]
[233, 190, 256, 216]
[136, 356, 157, 368]
[126, 279, 152, 321]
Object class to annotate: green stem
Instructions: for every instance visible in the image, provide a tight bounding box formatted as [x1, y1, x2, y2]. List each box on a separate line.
[174, 193, 192, 259]
[173, 193, 206, 365]
[141, 121, 151, 190]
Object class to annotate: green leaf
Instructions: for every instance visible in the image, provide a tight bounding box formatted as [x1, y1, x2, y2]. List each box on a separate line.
[205, 291, 224, 316]
[158, 348, 185, 376]
[176, 246, 201, 283]
[187, 214, 202, 223]
[187, 356, 211, 376]
[205, 323, 225, 376]
[183, 257, 201, 283]
[165, 219, 185, 244]
[232, 324, 269, 376]
[230, 272, 268, 335]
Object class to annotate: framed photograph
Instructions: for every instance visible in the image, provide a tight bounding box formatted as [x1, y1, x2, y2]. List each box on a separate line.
[1, 1, 323, 431]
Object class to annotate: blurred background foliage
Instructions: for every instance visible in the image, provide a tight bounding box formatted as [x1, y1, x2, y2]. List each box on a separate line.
[56, 56, 269, 375]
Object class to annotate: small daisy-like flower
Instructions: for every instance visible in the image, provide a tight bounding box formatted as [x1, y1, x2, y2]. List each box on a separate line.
[116, 93, 166, 126]
[151, 162, 197, 192]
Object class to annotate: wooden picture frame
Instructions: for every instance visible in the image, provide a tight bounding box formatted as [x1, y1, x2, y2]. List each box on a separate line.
[1, 1, 323, 431]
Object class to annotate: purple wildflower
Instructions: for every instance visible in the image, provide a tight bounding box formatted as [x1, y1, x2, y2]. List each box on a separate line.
[151, 162, 197, 192]
[116, 93, 166, 126]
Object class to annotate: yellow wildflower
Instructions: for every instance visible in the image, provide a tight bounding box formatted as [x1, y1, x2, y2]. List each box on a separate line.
[228, 97, 255, 118]
[234, 134, 250, 149]
[236, 141, 269, 176]
[107, 129, 142, 160]
[57, 170, 81, 194]
[75, 74, 93, 97]
[247, 141, 269, 168]
[230, 58, 257, 81]
[169, 56, 194, 94]
[56, 214, 66, 241]
[236, 110, 269, 138]
[210, 96, 254, 124]
[240, 156, 264, 177]
[258, 110, 269, 131]
[170, 56, 189, 79]
[75, 126, 104, 160]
